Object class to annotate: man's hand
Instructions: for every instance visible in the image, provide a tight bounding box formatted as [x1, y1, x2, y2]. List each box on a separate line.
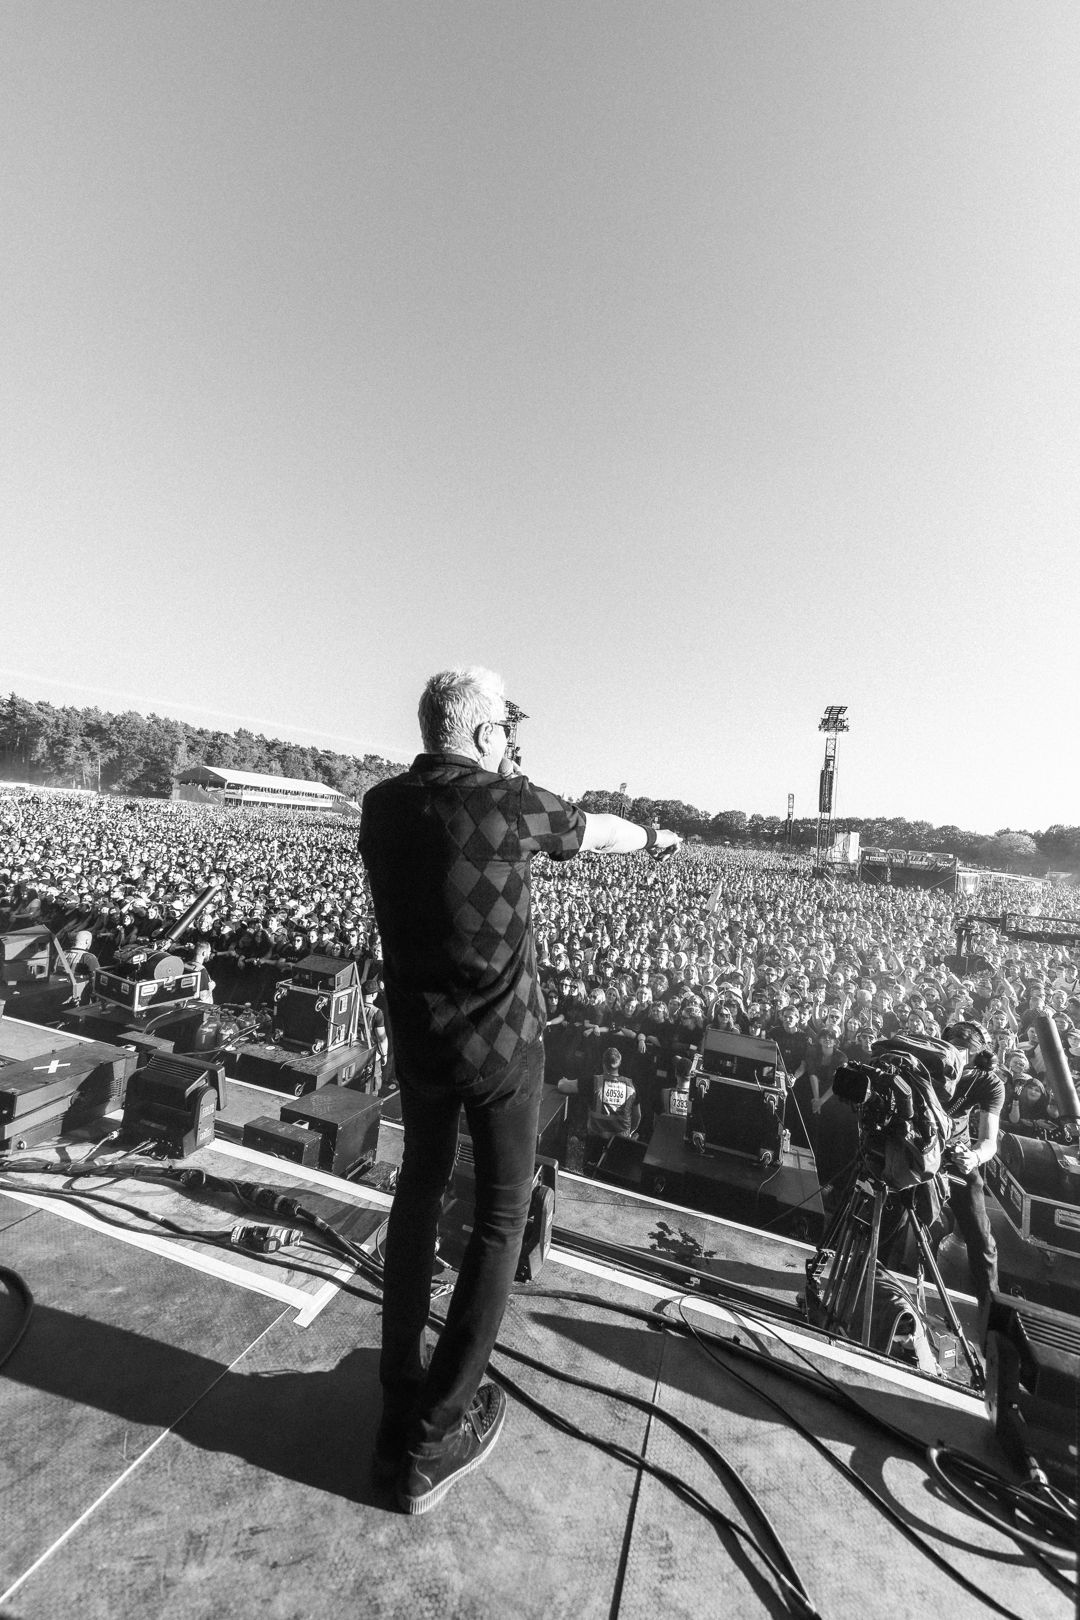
[952, 1142, 979, 1175]
[653, 829, 682, 856]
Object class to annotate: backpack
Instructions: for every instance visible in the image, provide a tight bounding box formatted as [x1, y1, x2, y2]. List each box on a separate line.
[872, 1033, 962, 1092]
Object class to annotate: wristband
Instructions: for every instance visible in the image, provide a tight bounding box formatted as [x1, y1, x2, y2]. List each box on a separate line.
[641, 825, 658, 850]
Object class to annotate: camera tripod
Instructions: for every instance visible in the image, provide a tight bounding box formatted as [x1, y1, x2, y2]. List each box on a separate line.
[806, 1165, 985, 1389]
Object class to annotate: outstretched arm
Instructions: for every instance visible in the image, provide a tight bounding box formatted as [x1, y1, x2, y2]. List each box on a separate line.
[580, 814, 681, 856]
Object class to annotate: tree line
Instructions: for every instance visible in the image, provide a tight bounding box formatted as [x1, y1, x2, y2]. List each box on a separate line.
[578, 789, 1080, 876]
[0, 693, 402, 805]
[1, 693, 1076, 876]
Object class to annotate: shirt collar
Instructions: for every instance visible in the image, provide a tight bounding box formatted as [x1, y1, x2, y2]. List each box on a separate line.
[412, 751, 481, 772]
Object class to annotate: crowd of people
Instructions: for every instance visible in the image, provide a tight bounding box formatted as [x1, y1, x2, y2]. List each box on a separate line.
[531, 848, 1080, 1175]
[2, 788, 1079, 1172]
[6, 723, 1078, 1524]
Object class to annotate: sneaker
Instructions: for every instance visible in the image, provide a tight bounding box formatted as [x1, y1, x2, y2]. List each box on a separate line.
[396, 1383, 506, 1515]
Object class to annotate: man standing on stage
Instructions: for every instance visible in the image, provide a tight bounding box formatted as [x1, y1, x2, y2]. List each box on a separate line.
[360, 665, 680, 1514]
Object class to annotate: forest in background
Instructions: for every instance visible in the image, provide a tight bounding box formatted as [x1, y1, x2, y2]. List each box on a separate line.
[1, 692, 1077, 875]
[0, 693, 401, 805]
[576, 791, 1080, 875]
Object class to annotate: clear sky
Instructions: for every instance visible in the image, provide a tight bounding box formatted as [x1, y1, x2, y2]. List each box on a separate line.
[2, 4, 1077, 833]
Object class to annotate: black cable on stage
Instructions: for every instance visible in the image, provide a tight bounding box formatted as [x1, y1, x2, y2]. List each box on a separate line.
[334, 1240, 819, 1616]
[676, 1282, 1076, 1573]
[7, 1150, 1069, 1605]
[0, 1264, 33, 1372]
[487, 1355, 820, 1620]
[7, 1148, 816, 1614]
[0, 1178, 237, 1242]
[0, 1167, 385, 1308]
[672, 1297, 1073, 1612]
[489, 1304, 817, 1618]
[497, 1284, 1063, 1617]
[153, 1150, 1079, 1591]
[926, 1444, 1076, 1562]
[506, 1281, 1072, 1610]
[0, 1157, 385, 1278]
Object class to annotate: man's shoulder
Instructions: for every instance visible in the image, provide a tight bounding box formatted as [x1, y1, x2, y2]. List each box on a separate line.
[361, 769, 412, 810]
[974, 1067, 1007, 1113]
[361, 759, 475, 819]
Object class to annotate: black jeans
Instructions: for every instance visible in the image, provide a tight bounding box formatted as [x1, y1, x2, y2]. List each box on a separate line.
[880, 1164, 999, 1308]
[380, 1036, 544, 1444]
[945, 1169, 999, 1306]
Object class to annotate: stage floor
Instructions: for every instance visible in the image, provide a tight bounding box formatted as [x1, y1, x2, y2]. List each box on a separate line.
[0, 1013, 1070, 1619]
[0, 1126, 1066, 1619]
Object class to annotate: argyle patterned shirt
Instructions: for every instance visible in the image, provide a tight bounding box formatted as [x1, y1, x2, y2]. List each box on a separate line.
[359, 754, 586, 1085]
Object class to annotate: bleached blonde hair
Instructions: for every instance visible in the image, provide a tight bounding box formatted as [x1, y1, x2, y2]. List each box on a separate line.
[418, 666, 505, 753]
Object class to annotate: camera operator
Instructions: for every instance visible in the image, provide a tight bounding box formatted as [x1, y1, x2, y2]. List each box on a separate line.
[930, 1020, 1005, 1309]
[866, 1019, 1003, 1314]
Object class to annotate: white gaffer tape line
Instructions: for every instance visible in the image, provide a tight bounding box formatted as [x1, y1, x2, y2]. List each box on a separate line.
[0, 1136, 389, 1323]
[206, 1137, 395, 1206]
[547, 1246, 985, 1415]
[0, 1188, 312, 1311]
[0, 1316, 281, 1609]
[292, 1258, 363, 1328]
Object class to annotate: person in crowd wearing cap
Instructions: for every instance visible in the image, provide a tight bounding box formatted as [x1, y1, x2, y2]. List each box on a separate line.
[359, 975, 390, 1089]
[359, 665, 680, 1515]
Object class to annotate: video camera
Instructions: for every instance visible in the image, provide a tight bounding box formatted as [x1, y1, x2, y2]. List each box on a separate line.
[833, 1057, 917, 1135]
[832, 1044, 952, 1194]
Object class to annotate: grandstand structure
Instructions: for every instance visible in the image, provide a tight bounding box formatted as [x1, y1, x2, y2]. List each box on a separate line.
[172, 764, 355, 814]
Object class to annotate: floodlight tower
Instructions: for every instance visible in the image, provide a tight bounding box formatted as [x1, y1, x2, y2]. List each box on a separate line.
[815, 705, 849, 866]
